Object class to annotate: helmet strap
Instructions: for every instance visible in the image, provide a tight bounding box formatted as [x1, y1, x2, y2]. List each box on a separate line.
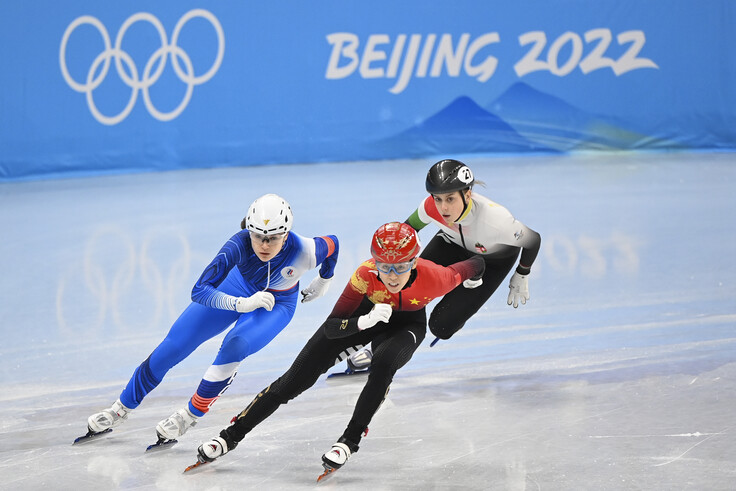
[456, 188, 472, 223]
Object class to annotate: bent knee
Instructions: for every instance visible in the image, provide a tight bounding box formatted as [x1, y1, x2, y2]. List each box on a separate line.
[221, 335, 253, 360]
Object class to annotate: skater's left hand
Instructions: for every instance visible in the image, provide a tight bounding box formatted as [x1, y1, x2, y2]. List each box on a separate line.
[301, 276, 332, 303]
[507, 272, 529, 308]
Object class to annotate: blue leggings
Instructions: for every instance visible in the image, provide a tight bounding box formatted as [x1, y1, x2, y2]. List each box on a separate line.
[119, 278, 296, 417]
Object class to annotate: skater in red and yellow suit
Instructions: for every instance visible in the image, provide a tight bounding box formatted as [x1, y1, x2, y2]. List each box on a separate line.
[193, 221, 485, 474]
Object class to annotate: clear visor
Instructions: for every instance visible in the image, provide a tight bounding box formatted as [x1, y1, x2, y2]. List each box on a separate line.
[249, 231, 286, 245]
[375, 258, 415, 275]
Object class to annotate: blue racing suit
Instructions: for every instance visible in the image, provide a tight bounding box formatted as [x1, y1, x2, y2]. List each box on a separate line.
[118, 230, 338, 417]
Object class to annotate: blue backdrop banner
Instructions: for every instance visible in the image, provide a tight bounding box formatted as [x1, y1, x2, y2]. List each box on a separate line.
[1, 1, 735, 180]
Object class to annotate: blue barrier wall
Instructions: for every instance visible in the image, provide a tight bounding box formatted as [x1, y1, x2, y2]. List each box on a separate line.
[2, 1, 735, 180]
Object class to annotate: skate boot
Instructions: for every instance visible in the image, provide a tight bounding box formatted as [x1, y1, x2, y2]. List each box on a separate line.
[87, 399, 132, 433]
[347, 347, 373, 372]
[197, 430, 238, 463]
[321, 437, 360, 470]
[155, 407, 199, 441]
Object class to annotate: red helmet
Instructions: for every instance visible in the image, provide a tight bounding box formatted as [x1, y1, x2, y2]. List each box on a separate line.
[370, 222, 420, 263]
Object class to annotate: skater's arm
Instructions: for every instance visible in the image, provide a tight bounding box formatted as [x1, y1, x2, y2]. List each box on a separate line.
[447, 255, 485, 282]
[405, 196, 440, 231]
[301, 235, 340, 303]
[496, 221, 540, 308]
[322, 316, 363, 339]
[191, 232, 248, 310]
[405, 209, 427, 231]
[322, 303, 392, 339]
[515, 224, 541, 274]
[506, 225, 540, 308]
[314, 235, 339, 279]
[494, 215, 541, 274]
[321, 286, 367, 339]
[321, 268, 377, 338]
[415, 256, 486, 300]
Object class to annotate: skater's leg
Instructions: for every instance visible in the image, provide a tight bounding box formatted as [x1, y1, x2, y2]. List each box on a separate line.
[157, 295, 297, 440]
[88, 303, 236, 433]
[198, 328, 360, 462]
[188, 297, 296, 417]
[428, 253, 517, 340]
[120, 302, 238, 409]
[318, 316, 426, 470]
[224, 325, 371, 443]
[341, 313, 426, 445]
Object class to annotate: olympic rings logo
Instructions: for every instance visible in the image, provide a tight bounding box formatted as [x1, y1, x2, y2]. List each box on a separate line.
[56, 225, 205, 339]
[59, 9, 225, 125]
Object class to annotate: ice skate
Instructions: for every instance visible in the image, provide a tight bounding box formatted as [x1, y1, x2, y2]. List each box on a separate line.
[147, 407, 198, 451]
[317, 437, 359, 481]
[185, 431, 238, 472]
[328, 348, 372, 379]
[87, 399, 131, 432]
[155, 407, 199, 441]
[74, 399, 131, 444]
[347, 347, 372, 372]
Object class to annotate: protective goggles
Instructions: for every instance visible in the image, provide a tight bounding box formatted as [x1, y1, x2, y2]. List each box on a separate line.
[375, 258, 415, 275]
[249, 231, 287, 245]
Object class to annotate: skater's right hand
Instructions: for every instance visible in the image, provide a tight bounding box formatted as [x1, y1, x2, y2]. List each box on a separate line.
[236, 291, 275, 313]
[357, 303, 392, 330]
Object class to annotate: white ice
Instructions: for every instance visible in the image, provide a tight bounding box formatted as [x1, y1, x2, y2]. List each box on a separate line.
[1, 152, 734, 490]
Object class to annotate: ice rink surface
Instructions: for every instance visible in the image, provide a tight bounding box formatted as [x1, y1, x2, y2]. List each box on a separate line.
[1, 152, 734, 490]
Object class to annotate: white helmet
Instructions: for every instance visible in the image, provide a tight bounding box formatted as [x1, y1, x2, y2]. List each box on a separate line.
[243, 194, 293, 235]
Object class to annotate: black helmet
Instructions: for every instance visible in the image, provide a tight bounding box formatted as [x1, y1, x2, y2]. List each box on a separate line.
[425, 159, 475, 194]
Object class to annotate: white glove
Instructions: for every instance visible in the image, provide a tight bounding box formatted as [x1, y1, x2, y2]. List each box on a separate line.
[463, 277, 483, 289]
[300, 276, 332, 303]
[357, 303, 392, 330]
[236, 291, 275, 313]
[507, 272, 529, 308]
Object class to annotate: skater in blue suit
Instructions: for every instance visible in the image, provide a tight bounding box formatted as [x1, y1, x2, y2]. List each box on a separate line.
[82, 194, 339, 445]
